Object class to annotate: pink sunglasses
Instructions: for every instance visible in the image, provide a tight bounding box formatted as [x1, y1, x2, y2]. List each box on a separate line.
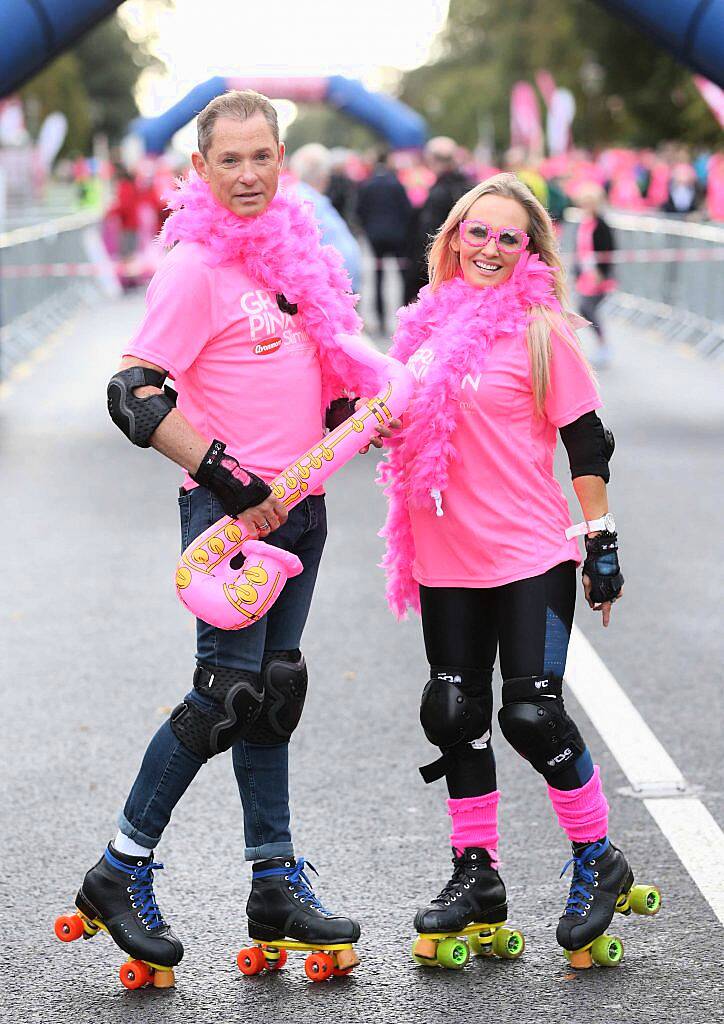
[459, 220, 530, 254]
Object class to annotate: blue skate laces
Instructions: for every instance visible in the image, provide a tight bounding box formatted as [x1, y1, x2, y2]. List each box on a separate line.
[559, 839, 609, 917]
[256, 857, 332, 915]
[105, 848, 167, 929]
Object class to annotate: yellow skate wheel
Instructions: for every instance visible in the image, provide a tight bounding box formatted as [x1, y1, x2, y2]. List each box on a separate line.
[436, 937, 470, 970]
[628, 885, 662, 916]
[591, 934, 624, 967]
[492, 927, 525, 960]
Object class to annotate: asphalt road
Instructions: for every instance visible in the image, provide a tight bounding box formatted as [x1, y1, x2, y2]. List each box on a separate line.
[1, 280, 722, 1024]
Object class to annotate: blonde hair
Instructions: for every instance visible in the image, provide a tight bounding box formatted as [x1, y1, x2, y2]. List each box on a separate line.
[427, 172, 593, 414]
[197, 90, 279, 156]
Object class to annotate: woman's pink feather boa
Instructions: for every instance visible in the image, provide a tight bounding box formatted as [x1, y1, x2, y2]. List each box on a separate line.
[159, 172, 380, 406]
[378, 253, 558, 619]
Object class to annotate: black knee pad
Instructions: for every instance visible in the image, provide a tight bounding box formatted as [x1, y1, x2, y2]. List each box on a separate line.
[419, 667, 493, 784]
[497, 674, 585, 778]
[420, 666, 493, 748]
[170, 663, 264, 761]
[238, 650, 308, 745]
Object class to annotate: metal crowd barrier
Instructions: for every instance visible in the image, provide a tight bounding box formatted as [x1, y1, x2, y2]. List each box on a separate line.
[0, 209, 114, 381]
[562, 210, 724, 357]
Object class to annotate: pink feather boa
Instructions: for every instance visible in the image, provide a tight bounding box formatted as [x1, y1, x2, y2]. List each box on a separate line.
[159, 172, 380, 406]
[378, 253, 559, 618]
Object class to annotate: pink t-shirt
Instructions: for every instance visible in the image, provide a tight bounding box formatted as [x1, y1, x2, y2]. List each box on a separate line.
[408, 325, 601, 588]
[125, 241, 323, 489]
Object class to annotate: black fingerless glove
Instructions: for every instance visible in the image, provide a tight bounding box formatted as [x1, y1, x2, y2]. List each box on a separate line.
[583, 531, 624, 603]
[192, 439, 271, 517]
[325, 396, 357, 431]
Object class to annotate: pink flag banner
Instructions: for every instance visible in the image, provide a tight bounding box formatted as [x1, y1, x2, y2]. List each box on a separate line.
[547, 88, 576, 156]
[693, 75, 724, 128]
[535, 70, 556, 107]
[510, 82, 543, 155]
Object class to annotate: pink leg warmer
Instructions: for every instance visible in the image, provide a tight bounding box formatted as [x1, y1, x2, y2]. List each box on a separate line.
[547, 765, 609, 842]
[447, 790, 500, 868]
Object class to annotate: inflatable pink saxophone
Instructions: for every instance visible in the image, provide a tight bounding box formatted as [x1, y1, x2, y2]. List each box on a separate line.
[174, 333, 413, 630]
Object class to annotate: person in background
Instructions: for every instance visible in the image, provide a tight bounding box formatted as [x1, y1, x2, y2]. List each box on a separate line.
[289, 143, 362, 294]
[356, 149, 413, 335]
[326, 148, 359, 230]
[404, 137, 472, 304]
[662, 162, 700, 216]
[574, 182, 617, 369]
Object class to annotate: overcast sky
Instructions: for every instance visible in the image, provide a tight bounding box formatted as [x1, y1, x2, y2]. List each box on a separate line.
[121, 0, 450, 117]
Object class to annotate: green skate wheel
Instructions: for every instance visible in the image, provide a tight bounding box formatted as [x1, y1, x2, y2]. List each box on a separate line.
[492, 927, 525, 960]
[591, 934, 624, 967]
[628, 885, 661, 916]
[436, 937, 470, 970]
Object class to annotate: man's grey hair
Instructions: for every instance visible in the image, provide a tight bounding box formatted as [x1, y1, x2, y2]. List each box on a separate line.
[289, 143, 332, 191]
[197, 90, 279, 156]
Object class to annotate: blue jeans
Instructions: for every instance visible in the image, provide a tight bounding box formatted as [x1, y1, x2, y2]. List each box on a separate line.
[118, 487, 327, 861]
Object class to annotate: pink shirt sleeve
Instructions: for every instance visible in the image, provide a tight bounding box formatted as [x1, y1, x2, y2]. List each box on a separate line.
[124, 247, 213, 379]
[544, 326, 602, 428]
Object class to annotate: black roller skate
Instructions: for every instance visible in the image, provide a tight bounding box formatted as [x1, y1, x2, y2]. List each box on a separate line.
[238, 856, 361, 982]
[54, 844, 183, 989]
[412, 848, 525, 969]
[557, 838, 662, 968]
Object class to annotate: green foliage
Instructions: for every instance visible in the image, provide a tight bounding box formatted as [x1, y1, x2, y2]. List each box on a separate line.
[20, 53, 91, 155]
[74, 15, 161, 144]
[20, 11, 160, 156]
[285, 105, 378, 153]
[399, 0, 722, 151]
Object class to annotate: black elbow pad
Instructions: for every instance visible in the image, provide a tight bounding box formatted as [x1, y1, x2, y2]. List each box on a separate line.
[107, 366, 177, 447]
[559, 411, 614, 482]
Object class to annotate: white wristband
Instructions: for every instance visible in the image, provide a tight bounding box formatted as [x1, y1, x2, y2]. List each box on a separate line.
[566, 512, 616, 541]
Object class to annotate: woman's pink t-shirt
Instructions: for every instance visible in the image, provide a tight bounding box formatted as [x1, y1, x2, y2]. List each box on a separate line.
[125, 241, 323, 489]
[407, 325, 601, 588]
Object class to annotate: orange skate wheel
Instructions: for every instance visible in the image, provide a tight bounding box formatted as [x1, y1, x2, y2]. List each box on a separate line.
[54, 914, 84, 942]
[304, 951, 334, 982]
[237, 946, 267, 976]
[119, 960, 153, 989]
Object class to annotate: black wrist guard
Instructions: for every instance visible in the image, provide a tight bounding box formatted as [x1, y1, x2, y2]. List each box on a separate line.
[192, 440, 271, 517]
[325, 397, 357, 431]
[583, 531, 624, 603]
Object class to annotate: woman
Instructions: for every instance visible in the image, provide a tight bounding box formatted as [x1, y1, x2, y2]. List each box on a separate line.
[379, 173, 633, 962]
[574, 182, 617, 368]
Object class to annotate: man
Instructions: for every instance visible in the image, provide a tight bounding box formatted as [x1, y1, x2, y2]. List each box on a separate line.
[403, 136, 472, 304]
[356, 149, 412, 335]
[65, 90, 395, 981]
[289, 142, 362, 293]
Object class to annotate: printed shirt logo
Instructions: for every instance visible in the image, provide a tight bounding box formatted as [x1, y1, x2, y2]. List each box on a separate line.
[408, 349, 481, 400]
[240, 288, 310, 353]
[253, 338, 282, 356]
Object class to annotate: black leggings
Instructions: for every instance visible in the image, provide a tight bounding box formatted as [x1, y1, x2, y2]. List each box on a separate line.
[420, 561, 593, 798]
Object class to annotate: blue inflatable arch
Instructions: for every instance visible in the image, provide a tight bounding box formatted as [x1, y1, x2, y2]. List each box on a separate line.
[2, 0, 723, 107]
[129, 76, 428, 153]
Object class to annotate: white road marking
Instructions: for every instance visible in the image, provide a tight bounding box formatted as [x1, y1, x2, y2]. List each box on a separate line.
[565, 624, 724, 926]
